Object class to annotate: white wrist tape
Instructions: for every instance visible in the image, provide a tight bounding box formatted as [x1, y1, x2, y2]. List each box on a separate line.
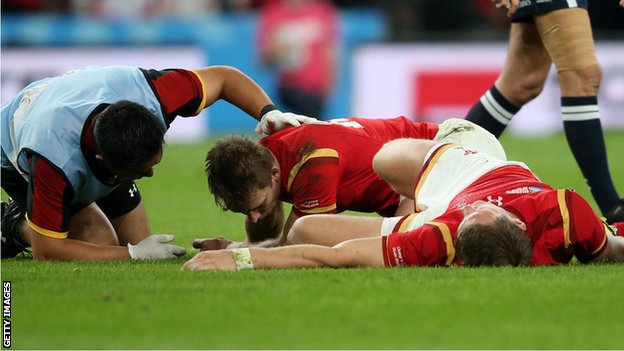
[231, 248, 254, 271]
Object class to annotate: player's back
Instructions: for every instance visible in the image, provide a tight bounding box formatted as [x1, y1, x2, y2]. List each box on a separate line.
[504, 189, 608, 265]
[261, 116, 438, 215]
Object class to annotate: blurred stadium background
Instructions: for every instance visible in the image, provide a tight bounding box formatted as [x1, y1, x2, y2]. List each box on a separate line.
[2, 0, 623, 140]
[2, 3, 624, 349]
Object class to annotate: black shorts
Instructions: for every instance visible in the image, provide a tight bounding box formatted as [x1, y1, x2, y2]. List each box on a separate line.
[511, 0, 588, 23]
[1, 166, 141, 219]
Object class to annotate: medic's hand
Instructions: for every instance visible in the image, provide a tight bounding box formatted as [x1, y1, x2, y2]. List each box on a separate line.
[255, 109, 319, 135]
[127, 234, 187, 260]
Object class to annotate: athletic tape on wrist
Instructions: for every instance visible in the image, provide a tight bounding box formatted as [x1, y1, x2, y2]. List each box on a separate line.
[231, 248, 254, 270]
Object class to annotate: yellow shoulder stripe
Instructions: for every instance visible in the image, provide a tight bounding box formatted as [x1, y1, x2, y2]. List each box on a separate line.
[190, 70, 208, 115]
[288, 148, 339, 191]
[556, 189, 571, 248]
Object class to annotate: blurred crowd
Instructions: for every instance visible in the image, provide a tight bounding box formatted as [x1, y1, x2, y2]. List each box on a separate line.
[4, 0, 623, 41]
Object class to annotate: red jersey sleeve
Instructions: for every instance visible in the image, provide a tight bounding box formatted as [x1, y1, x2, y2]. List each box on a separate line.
[288, 150, 339, 216]
[140, 68, 206, 123]
[566, 190, 609, 262]
[382, 217, 459, 267]
[27, 155, 73, 238]
[516, 189, 609, 265]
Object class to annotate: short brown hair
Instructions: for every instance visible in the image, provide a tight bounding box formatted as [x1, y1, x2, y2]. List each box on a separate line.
[206, 135, 274, 212]
[455, 216, 532, 267]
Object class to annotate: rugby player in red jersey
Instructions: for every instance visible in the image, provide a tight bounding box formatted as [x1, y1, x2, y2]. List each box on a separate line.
[183, 139, 624, 271]
[467, 0, 624, 224]
[194, 118, 505, 249]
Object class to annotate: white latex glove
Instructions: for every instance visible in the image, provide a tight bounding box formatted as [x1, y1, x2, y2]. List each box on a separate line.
[127, 234, 187, 260]
[255, 109, 319, 135]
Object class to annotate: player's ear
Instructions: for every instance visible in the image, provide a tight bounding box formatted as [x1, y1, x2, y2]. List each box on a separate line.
[271, 166, 280, 179]
[512, 217, 527, 231]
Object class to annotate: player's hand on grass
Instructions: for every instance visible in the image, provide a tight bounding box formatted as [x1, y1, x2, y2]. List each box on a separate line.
[127, 234, 187, 260]
[255, 109, 319, 135]
[192, 236, 236, 251]
[182, 250, 237, 271]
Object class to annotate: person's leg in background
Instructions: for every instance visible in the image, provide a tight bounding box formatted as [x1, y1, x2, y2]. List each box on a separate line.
[465, 21, 551, 137]
[535, 8, 622, 222]
[466, 8, 622, 222]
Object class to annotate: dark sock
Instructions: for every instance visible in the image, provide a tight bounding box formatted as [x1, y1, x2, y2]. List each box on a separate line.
[562, 96, 620, 214]
[465, 85, 520, 137]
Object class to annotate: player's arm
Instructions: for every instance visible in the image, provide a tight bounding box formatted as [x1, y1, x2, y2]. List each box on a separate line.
[193, 208, 296, 251]
[26, 156, 185, 260]
[182, 236, 385, 271]
[145, 66, 316, 133]
[193, 66, 317, 133]
[28, 229, 130, 260]
[192, 204, 288, 250]
[192, 66, 273, 120]
[29, 229, 185, 261]
[286, 213, 384, 247]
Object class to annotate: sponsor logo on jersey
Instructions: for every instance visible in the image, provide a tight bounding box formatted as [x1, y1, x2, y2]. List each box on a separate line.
[462, 148, 477, 156]
[487, 195, 504, 206]
[300, 199, 319, 209]
[391, 246, 405, 266]
[505, 186, 545, 194]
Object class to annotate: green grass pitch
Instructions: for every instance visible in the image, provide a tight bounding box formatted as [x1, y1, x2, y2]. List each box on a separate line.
[2, 131, 623, 349]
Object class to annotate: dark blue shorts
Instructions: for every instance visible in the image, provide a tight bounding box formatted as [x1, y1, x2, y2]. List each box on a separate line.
[512, 0, 588, 23]
[1, 166, 141, 220]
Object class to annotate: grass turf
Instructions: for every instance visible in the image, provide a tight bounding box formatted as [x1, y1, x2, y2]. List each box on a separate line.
[2, 131, 623, 349]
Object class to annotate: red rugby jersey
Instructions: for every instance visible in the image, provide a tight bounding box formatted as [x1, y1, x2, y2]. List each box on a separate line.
[260, 117, 439, 217]
[383, 188, 609, 267]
